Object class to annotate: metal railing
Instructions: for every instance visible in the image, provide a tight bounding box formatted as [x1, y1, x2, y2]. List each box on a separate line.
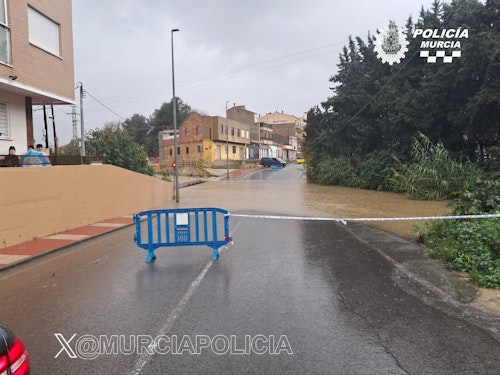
[0, 155, 103, 167]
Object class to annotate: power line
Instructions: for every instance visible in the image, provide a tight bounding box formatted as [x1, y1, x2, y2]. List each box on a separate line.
[83, 89, 126, 121]
[79, 40, 347, 116]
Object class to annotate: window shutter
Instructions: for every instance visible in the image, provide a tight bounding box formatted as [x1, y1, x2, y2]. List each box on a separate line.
[0, 102, 8, 138]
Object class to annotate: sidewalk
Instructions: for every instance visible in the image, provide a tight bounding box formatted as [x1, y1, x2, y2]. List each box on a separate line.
[0, 216, 134, 271]
[180, 168, 258, 183]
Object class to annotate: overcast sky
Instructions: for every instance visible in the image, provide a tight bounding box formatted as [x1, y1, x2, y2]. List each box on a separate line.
[34, 0, 437, 146]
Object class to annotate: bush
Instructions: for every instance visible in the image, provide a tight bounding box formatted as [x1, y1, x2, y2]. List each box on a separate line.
[86, 128, 154, 176]
[451, 180, 500, 215]
[390, 133, 481, 200]
[306, 151, 398, 190]
[352, 150, 398, 191]
[419, 179, 500, 289]
[306, 156, 354, 185]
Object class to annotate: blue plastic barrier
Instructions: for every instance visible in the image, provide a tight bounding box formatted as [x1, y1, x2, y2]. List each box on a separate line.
[133, 207, 232, 263]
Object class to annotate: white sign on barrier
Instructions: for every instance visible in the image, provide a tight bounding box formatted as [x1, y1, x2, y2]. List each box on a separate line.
[175, 212, 189, 225]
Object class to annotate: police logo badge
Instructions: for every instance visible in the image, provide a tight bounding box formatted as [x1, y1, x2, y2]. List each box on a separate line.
[374, 21, 409, 65]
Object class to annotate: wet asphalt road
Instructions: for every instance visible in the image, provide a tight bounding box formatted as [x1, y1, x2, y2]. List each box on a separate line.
[0, 166, 499, 374]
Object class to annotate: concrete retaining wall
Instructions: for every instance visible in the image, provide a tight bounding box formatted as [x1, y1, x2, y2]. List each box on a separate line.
[0, 165, 172, 248]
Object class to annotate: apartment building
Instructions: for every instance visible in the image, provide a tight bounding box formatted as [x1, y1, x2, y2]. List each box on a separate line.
[257, 111, 305, 154]
[160, 107, 306, 167]
[227, 105, 260, 159]
[0, 0, 74, 154]
[160, 112, 251, 168]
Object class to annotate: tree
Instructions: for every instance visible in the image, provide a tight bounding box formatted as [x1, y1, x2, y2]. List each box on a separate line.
[303, 0, 499, 189]
[122, 114, 148, 149]
[85, 128, 153, 176]
[123, 98, 192, 157]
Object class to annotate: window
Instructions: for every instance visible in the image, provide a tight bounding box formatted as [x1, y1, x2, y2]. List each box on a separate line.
[184, 128, 189, 137]
[0, 1, 5, 23]
[28, 6, 60, 56]
[186, 146, 189, 154]
[0, 1, 10, 64]
[196, 126, 201, 135]
[231, 127, 235, 136]
[197, 145, 202, 153]
[219, 124, 224, 134]
[232, 146, 236, 154]
[0, 102, 9, 138]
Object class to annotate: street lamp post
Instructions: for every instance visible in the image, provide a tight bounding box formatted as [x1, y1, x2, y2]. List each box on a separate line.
[226, 101, 229, 179]
[77, 82, 85, 164]
[171, 28, 180, 202]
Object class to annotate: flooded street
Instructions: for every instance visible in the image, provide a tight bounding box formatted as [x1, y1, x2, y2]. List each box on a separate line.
[2, 165, 499, 374]
[179, 165, 449, 239]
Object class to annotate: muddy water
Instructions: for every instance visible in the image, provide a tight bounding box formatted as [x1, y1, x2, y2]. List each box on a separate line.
[302, 183, 449, 239]
[178, 170, 449, 240]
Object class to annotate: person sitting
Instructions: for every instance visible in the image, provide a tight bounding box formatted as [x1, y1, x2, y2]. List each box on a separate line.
[36, 144, 48, 155]
[25, 145, 43, 156]
[3, 146, 19, 167]
[20, 145, 51, 167]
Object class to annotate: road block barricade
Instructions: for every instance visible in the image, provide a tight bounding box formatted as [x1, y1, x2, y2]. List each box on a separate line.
[133, 207, 232, 263]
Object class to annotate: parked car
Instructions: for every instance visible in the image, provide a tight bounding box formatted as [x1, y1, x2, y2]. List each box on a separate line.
[276, 158, 287, 167]
[296, 153, 305, 164]
[260, 157, 286, 168]
[0, 324, 30, 375]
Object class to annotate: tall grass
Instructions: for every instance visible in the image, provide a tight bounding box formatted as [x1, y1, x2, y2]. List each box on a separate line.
[390, 132, 481, 200]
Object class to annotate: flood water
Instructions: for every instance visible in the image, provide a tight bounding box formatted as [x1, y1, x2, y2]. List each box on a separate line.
[178, 165, 449, 239]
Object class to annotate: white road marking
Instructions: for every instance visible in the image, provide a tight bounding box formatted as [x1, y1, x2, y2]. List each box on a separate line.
[128, 220, 240, 375]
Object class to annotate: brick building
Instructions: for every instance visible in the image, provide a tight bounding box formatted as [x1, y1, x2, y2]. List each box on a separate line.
[0, 0, 74, 154]
[257, 111, 305, 156]
[160, 107, 306, 167]
[270, 122, 298, 160]
[160, 112, 250, 168]
[227, 105, 260, 160]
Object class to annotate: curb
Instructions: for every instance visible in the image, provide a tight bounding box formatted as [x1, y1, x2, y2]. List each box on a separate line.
[0, 217, 135, 272]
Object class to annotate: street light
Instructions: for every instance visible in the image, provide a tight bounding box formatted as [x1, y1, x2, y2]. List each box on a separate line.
[171, 28, 180, 202]
[226, 101, 229, 179]
[77, 82, 85, 163]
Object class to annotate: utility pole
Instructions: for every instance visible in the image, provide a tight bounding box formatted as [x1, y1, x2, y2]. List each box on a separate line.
[78, 82, 85, 161]
[50, 105, 58, 156]
[171, 29, 180, 202]
[226, 101, 229, 179]
[71, 104, 78, 140]
[43, 105, 49, 148]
